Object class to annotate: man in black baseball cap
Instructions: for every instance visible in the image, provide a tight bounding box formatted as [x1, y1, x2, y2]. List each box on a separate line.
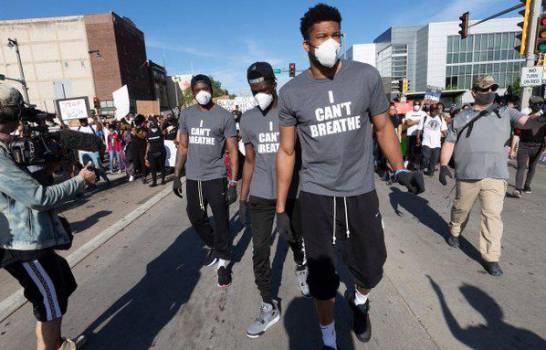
[239, 61, 309, 338]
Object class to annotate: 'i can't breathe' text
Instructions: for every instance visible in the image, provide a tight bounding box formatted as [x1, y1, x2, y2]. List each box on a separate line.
[310, 101, 361, 138]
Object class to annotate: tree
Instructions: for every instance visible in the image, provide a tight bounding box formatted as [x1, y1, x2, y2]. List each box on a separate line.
[177, 76, 232, 107]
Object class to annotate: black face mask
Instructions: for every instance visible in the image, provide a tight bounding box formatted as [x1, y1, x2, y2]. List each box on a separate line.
[530, 103, 543, 113]
[474, 92, 496, 106]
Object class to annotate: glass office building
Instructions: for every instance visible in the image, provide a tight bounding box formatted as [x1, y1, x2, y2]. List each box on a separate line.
[445, 32, 525, 90]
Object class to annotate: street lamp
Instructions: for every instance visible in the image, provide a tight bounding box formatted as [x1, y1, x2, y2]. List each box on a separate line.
[6, 38, 30, 103]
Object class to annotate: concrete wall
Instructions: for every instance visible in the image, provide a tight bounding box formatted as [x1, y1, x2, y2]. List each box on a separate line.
[0, 16, 95, 112]
[348, 44, 376, 67]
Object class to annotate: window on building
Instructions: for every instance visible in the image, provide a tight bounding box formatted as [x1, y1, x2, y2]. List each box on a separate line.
[445, 32, 524, 90]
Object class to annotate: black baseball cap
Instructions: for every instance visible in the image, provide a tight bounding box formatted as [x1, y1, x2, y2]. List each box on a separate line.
[247, 62, 275, 84]
[191, 74, 212, 89]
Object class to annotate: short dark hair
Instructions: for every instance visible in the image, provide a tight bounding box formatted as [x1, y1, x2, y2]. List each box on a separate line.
[300, 3, 342, 39]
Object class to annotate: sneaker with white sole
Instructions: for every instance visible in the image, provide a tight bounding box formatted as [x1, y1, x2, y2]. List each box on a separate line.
[129, 175, 135, 182]
[203, 249, 219, 267]
[246, 301, 280, 338]
[58, 335, 86, 349]
[217, 266, 232, 288]
[295, 264, 310, 298]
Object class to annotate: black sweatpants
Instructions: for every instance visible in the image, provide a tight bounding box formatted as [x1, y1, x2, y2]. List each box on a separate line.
[515, 142, 543, 190]
[186, 178, 231, 260]
[300, 190, 387, 300]
[5, 251, 77, 322]
[250, 196, 305, 304]
[407, 135, 421, 169]
[421, 146, 440, 172]
[148, 151, 166, 184]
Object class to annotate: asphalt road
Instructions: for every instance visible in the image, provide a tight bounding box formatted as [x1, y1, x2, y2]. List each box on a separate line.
[0, 165, 545, 349]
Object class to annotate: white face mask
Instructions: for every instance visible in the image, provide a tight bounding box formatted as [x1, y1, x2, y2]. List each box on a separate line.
[313, 38, 341, 68]
[413, 105, 420, 112]
[254, 92, 274, 111]
[195, 90, 212, 106]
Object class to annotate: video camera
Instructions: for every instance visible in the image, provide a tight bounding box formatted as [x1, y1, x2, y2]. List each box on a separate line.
[9, 105, 102, 166]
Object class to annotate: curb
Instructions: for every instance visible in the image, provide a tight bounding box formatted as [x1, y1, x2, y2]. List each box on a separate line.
[0, 184, 174, 323]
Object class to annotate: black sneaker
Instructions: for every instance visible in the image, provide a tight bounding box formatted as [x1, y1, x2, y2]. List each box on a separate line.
[447, 235, 460, 248]
[203, 249, 219, 267]
[523, 186, 532, 194]
[345, 290, 372, 343]
[484, 261, 503, 277]
[150, 182, 157, 187]
[217, 266, 232, 288]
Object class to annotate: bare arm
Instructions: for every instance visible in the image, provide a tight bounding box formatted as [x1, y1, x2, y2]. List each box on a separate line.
[515, 112, 546, 129]
[174, 131, 188, 178]
[240, 144, 255, 202]
[440, 142, 455, 166]
[406, 118, 420, 126]
[510, 134, 520, 159]
[226, 137, 239, 181]
[372, 113, 404, 172]
[276, 126, 296, 213]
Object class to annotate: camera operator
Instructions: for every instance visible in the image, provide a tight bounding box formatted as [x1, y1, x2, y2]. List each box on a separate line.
[510, 96, 546, 198]
[0, 85, 96, 350]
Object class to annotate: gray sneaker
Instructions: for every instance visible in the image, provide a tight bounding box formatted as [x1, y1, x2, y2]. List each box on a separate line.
[246, 301, 280, 338]
[295, 265, 310, 298]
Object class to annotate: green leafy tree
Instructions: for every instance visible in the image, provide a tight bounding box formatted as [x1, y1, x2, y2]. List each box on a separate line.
[177, 76, 233, 107]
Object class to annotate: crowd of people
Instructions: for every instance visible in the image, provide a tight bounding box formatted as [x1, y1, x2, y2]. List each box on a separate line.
[1, 3, 546, 350]
[68, 113, 179, 188]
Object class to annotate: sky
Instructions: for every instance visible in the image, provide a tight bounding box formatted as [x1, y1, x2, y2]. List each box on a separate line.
[1, 0, 510, 95]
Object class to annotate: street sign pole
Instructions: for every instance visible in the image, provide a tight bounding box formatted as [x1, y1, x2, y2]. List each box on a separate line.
[521, 0, 542, 109]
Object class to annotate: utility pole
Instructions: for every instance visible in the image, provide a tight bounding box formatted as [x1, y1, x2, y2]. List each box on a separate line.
[521, 0, 543, 109]
[7, 38, 30, 104]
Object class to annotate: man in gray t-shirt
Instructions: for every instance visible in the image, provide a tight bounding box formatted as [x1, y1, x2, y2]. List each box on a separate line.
[239, 61, 308, 339]
[172, 74, 239, 289]
[439, 75, 546, 277]
[275, 4, 425, 348]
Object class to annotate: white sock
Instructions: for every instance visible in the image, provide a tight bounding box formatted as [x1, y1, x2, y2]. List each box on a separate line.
[320, 321, 336, 349]
[217, 259, 228, 269]
[354, 289, 369, 305]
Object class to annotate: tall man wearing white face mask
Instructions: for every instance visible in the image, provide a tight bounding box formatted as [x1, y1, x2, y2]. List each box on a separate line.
[404, 101, 428, 169]
[239, 62, 309, 339]
[173, 74, 239, 288]
[276, 4, 425, 349]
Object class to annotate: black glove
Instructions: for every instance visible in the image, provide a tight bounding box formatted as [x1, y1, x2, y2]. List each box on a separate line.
[172, 177, 183, 198]
[439, 165, 453, 186]
[239, 200, 250, 225]
[276, 212, 292, 241]
[226, 182, 238, 205]
[395, 170, 425, 194]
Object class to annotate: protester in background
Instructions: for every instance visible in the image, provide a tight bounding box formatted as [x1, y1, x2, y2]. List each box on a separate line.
[129, 126, 148, 183]
[439, 76, 546, 277]
[75, 118, 110, 185]
[418, 104, 447, 176]
[405, 100, 428, 169]
[145, 120, 166, 187]
[107, 124, 123, 174]
[510, 96, 546, 198]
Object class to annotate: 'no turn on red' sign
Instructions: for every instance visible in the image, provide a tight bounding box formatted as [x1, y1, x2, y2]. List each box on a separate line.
[520, 66, 543, 87]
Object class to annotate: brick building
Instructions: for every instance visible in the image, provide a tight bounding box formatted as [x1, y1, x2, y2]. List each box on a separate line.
[0, 12, 169, 114]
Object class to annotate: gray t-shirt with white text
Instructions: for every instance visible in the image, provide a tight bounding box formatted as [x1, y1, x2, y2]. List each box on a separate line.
[278, 60, 389, 196]
[445, 106, 523, 180]
[240, 106, 299, 199]
[179, 104, 237, 181]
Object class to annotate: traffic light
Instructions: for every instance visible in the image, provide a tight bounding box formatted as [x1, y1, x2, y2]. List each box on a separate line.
[516, 0, 532, 55]
[93, 97, 100, 110]
[458, 12, 469, 39]
[535, 12, 546, 54]
[289, 63, 296, 78]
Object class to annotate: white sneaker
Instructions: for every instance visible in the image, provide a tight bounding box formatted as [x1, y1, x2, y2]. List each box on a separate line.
[129, 175, 135, 182]
[295, 265, 310, 298]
